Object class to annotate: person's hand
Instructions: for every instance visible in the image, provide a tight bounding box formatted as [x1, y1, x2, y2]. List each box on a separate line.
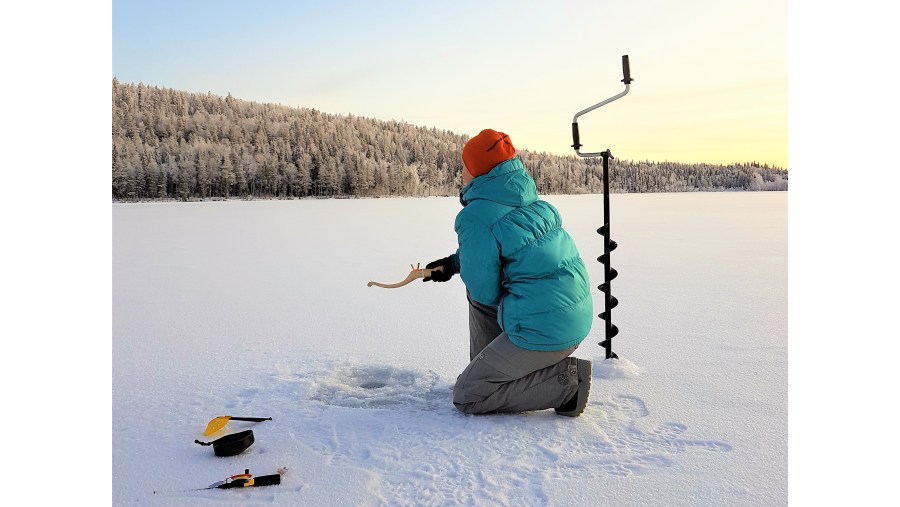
[423, 256, 454, 282]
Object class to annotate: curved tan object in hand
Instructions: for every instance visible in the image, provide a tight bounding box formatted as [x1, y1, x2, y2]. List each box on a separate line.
[367, 263, 444, 289]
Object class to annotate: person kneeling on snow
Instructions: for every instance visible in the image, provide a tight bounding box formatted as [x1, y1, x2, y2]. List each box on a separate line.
[423, 129, 594, 417]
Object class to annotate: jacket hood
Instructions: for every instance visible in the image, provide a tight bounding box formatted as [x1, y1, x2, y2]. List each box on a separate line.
[459, 158, 538, 207]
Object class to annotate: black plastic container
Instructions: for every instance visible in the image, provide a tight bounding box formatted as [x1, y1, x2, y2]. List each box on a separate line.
[195, 429, 255, 457]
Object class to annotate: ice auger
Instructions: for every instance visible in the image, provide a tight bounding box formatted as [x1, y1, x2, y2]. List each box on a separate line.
[571, 55, 633, 359]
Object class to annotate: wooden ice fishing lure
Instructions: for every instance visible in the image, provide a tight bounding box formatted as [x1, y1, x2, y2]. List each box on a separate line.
[367, 263, 444, 289]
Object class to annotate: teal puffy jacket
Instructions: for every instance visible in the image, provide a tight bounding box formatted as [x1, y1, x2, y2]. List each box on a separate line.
[448, 158, 593, 351]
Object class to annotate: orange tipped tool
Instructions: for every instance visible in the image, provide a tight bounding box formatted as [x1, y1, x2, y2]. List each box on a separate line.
[203, 416, 272, 436]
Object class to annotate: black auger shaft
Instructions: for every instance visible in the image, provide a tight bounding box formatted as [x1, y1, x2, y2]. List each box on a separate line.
[597, 151, 619, 360]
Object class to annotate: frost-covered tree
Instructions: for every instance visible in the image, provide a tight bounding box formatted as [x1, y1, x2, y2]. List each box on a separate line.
[112, 80, 787, 200]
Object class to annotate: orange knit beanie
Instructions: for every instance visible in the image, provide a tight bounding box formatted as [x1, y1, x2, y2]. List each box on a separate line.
[462, 129, 516, 178]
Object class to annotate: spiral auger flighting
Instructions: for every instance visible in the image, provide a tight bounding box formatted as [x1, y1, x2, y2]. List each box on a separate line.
[597, 210, 619, 359]
[571, 55, 633, 360]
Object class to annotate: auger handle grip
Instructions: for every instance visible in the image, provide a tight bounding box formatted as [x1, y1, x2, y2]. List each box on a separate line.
[622, 55, 633, 84]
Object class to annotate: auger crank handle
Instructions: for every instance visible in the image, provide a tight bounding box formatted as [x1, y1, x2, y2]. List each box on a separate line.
[571, 55, 633, 157]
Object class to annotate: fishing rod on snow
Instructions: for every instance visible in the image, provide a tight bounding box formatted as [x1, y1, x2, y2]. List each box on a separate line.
[153, 468, 287, 494]
[571, 55, 633, 360]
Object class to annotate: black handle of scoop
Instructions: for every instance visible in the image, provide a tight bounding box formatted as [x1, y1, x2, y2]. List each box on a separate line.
[622, 55, 633, 84]
[230, 417, 272, 422]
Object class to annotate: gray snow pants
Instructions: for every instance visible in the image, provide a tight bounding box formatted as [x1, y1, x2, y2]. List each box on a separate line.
[452, 294, 580, 414]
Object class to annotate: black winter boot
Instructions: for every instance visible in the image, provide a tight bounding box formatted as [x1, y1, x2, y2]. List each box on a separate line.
[556, 358, 592, 417]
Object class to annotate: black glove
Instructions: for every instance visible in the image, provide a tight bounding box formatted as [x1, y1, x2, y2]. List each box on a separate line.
[423, 256, 454, 282]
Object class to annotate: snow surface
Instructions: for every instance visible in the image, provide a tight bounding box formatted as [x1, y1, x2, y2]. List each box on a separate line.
[112, 192, 786, 505]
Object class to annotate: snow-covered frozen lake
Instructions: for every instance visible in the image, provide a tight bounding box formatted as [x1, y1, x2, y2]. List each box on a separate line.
[112, 192, 786, 505]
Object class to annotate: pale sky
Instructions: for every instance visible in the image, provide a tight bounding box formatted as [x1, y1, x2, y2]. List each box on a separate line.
[113, 0, 787, 167]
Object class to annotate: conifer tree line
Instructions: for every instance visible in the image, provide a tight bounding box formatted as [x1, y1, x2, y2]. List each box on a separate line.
[112, 80, 788, 201]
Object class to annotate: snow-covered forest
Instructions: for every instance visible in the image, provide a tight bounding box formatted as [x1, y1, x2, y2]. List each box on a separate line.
[112, 80, 788, 201]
